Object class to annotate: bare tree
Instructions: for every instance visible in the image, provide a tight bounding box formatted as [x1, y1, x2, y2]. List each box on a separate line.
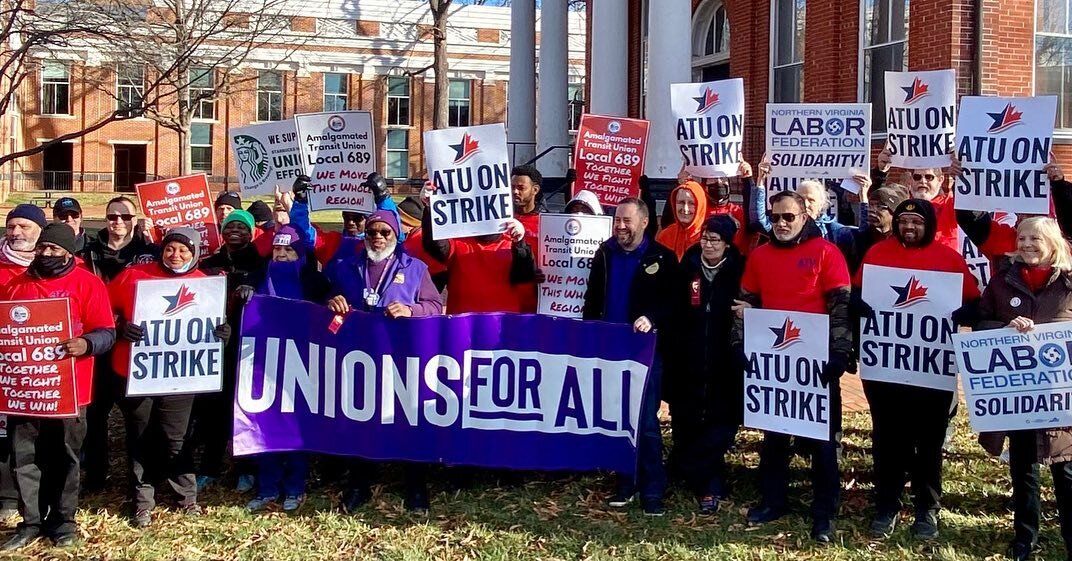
[429, 0, 453, 130]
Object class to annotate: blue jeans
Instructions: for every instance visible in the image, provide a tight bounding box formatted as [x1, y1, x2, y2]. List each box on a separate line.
[255, 453, 307, 498]
[616, 358, 666, 501]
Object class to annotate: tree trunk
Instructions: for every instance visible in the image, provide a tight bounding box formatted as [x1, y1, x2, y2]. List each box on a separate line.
[431, 0, 451, 129]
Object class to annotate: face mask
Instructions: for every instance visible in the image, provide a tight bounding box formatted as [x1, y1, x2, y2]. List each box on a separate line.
[29, 255, 71, 278]
[166, 259, 196, 275]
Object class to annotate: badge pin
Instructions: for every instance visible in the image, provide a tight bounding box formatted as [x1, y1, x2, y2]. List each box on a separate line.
[1010, 296, 1022, 307]
[394, 272, 405, 284]
[645, 262, 659, 275]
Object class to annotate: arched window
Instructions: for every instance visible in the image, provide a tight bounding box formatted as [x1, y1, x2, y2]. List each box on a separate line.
[692, 0, 730, 82]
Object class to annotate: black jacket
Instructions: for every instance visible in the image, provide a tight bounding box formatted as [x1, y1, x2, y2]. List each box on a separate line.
[958, 178, 1072, 247]
[582, 236, 678, 329]
[670, 243, 745, 425]
[79, 228, 158, 283]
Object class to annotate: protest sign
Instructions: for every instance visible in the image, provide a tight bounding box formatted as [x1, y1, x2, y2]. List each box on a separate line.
[229, 120, 303, 196]
[136, 174, 222, 258]
[954, 322, 1072, 432]
[573, 115, 650, 206]
[234, 296, 655, 474]
[127, 277, 227, 396]
[293, 111, 377, 213]
[0, 299, 78, 417]
[537, 214, 612, 318]
[743, 308, 830, 440]
[884, 69, 957, 169]
[425, 123, 513, 240]
[671, 79, 744, 178]
[859, 265, 963, 392]
[954, 96, 1057, 214]
[960, 212, 1016, 291]
[765, 103, 871, 179]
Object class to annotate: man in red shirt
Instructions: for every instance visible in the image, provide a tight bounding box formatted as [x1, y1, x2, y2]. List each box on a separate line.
[0, 205, 46, 287]
[1, 224, 115, 550]
[873, 147, 959, 251]
[853, 199, 981, 540]
[730, 190, 851, 544]
[510, 165, 545, 312]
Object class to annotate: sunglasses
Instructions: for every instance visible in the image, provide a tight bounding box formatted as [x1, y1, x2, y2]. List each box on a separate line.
[912, 173, 938, 181]
[768, 212, 801, 224]
[57, 212, 80, 219]
[365, 227, 394, 238]
[106, 213, 135, 222]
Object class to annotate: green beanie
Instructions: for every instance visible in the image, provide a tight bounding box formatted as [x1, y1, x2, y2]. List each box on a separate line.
[222, 209, 255, 232]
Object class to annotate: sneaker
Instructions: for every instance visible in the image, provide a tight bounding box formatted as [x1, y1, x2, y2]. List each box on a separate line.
[641, 497, 665, 517]
[52, 533, 78, 547]
[811, 518, 835, 544]
[236, 474, 256, 493]
[0, 529, 38, 551]
[869, 510, 898, 539]
[246, 496, 277, 512]
[606, 491, 635, 508]
[911, 511, 939, 540]
[697, 495, 719, 515]
[183, 503, 203, 517]
[405, 491, 430, 515]
[195, 475, 216, 493]
[342, 487, 372, 514]
[133, 508, 152, 528]
[1009, 541, 1036, 561]
[282, 495, 304, 512]
[746, 504, 785, 524]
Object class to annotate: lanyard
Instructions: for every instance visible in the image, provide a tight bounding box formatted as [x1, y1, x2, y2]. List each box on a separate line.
[362, 255, 396, 304]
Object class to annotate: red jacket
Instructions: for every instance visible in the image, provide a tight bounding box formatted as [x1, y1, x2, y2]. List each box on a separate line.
[3, 266, 115, 406]
[741, 236, 851, 314]
[852, 237, 981, 302]
[443, 236, 525, 314]
[403, 228, 446, 276]
[931, 194, 960, 252]
[514, 210, 541, 312]
[0, 260, 27, 287]
[107, 263, 208, 377]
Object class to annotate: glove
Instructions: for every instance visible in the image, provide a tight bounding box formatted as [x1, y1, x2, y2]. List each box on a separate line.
[121, 320, 145, 343]
[234, 285, 255, 304]
[213, 323, 232, 345]
[820, 355, 848, 385]
[732, 347, 751, 374]
[849, 290, 876, 323]
[292, 174, 311, 203]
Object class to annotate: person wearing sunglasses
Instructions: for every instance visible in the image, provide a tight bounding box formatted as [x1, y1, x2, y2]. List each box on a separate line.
[324, 209, 442, 515]
[730, 190, 852, 543]
[872, 145, 961, 251]
[52, 197, 86, 253]
[79, 196, 159, 493]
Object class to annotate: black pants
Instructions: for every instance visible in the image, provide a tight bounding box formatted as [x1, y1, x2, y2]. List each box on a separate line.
[758, 432, 840, 520]
[121, 394, 196, 511]
[0, 418, 18, 511]
[83, 358, 122, 487]
[672, 420, 738, 498]
[348, 460, 429, 496]
[864, 380, 953, 515]
[1009, 430, 1072, 555]
[9, 410, 87, 537]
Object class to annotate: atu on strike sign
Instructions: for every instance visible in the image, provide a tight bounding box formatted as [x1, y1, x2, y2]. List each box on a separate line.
[670, 78, 744, 178]
[954, 96, 1057, 215]
[537, 214, 612, 318]
[743, 308, 831, 441]
[128, 277, 227, 396]
[293, 111, 377, 213]
[136, 174, 222, 258]
[425, 123, 513, 240]
[954, 322, 1072, 433]
[765, 103, 871, 179]
[859, 265, 963, 392]
[0, 299, 78, 417]
[229, 120, 303, 196]
[884, 69, 957, 169]
[573, 115, 649, 206]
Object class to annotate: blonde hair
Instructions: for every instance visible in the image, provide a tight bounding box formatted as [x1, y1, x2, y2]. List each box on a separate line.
[1015, 216, 1072, 272]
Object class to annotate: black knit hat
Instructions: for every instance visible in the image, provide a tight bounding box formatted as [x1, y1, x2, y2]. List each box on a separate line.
[247, 200, 272, 223]
[36, 223, 77, 254]
[215, 190, 241, 209]
[892, 198, 937, 246]
[703, 214, 738, 244]
[6, 204, 46, 229]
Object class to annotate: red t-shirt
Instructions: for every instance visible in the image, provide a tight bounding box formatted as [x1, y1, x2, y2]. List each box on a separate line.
[514, 211, 541, 313]
[853, 237, 981, 301]
[3, 267, 115, 406]
[444, 236, 524, 314]
[931, 194, 959, 252]
[403, 228, 447, 276]
[741, 236, 851, 313]
[108, 263, 208, 377]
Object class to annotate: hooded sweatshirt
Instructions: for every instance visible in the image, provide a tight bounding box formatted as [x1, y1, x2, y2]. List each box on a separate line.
[566, 190, 604, 215]
[656, 181, 708, 261]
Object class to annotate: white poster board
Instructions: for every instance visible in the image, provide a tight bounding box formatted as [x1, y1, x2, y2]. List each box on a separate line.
[293, 111, 377, 213]
[537, 214, 612, 318]
[765, 103, 871, 179]
[229, 120, 303, 195]
[884, 69, 957, 169]
[670, 78, 745, 178]
[424, 123, 513, 240]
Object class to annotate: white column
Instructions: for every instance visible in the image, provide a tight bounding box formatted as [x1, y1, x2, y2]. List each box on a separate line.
[644, 0, 691, 179]
[536, 0, 569, 178]
[507, 0, 537, 165]
[589, 0, 628, 116]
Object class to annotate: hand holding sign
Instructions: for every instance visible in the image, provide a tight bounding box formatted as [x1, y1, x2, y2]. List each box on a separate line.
[1008, 316, 1035, 333]
[59, 338, 87, 357]
[1046, 154, 1065, 182]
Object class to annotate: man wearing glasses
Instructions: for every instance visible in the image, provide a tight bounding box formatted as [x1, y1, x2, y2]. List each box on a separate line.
[52, 198, 85, 253]
[873, 148, 961, 251]
[730, 190, 852, 543]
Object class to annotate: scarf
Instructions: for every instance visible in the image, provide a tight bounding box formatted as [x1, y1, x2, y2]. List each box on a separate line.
[260, 260, 305, 300]
[1020, 265, 1054, 293]
[1, 240, 34, 267]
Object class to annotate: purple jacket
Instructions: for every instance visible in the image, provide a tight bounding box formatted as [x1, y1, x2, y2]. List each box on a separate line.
[325, 248, 443, 317]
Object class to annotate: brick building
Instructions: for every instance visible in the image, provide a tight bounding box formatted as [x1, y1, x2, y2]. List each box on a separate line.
[4, 0, 587, 195]
[586, 0, 1070, 181]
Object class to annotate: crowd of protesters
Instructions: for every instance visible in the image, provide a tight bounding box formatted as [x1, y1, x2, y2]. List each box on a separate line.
[0, 150, 1068, 561]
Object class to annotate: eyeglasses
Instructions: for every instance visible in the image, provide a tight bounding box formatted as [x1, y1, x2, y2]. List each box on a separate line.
[912, 173, 938, 181]
[106, 213, 135, 222]
[699, 237, 725, 245]
[57, 211, 80, 219]
[365, 228, 394, 238]
[768, 212, 801, 224]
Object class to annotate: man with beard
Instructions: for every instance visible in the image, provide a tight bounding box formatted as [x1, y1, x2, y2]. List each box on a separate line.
[510, 165, 546, 312]
[583, 197, 677, 516]
[871, 146, 961, 251]
[730, 190, 851, 543]
[853, 199, 980, 540]
[324, 210, 442, 515]
[1, 224, 115, 550]
[214, 191, 241, 225]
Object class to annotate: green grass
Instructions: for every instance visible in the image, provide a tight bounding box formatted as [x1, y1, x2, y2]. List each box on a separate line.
[0, 409, 1056, 560]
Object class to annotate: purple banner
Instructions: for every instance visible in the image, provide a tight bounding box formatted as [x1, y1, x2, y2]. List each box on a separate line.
[234, 296, 656, 474]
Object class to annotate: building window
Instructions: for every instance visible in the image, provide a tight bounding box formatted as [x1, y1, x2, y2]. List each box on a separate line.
[386, 77, 410, 126]
[692, 0, 731, 82]
[41, 61, 70, 115]
[116, 63, 144, 117]
[190, 123, 212, 172]
[1036, 0, 1072, 131]
[771, 0, 805, 102]
[386, 129, 408, 179]
[189, 67, 215, 120]
[257, 70, 283, 121]
[568, 82, 585, 132]
[324, 72, 348, 112]
[861, 0, 908, 133]
[448, 79, 471, 127]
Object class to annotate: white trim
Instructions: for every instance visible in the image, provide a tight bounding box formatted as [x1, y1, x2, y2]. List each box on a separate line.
[691, 0, 731, 68]
[769, 0, 805, 103]
[856, 0, 866, 102]
[1032, 0, 1072, 133]
[36, 138, 79, 143]
[105, 140, 149, 145]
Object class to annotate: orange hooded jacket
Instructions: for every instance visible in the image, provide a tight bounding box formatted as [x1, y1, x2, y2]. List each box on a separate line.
[656, 181, 708, 261]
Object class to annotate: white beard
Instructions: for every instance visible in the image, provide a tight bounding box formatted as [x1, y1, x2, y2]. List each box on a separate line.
[367, 241, 397, 263]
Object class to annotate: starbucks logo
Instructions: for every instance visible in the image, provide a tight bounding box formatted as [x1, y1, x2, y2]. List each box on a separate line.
[234, 135, 271, 186]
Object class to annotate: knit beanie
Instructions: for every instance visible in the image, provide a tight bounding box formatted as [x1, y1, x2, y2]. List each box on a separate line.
[215, 190, 241, 209]
[36, 223, 77, 254]
[248, 200, 273, 223]
[6, 204, 47, 229]
[222, 209, 255, 232]
[271, 225, 305, 254]
[703, 214, 738, 244]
